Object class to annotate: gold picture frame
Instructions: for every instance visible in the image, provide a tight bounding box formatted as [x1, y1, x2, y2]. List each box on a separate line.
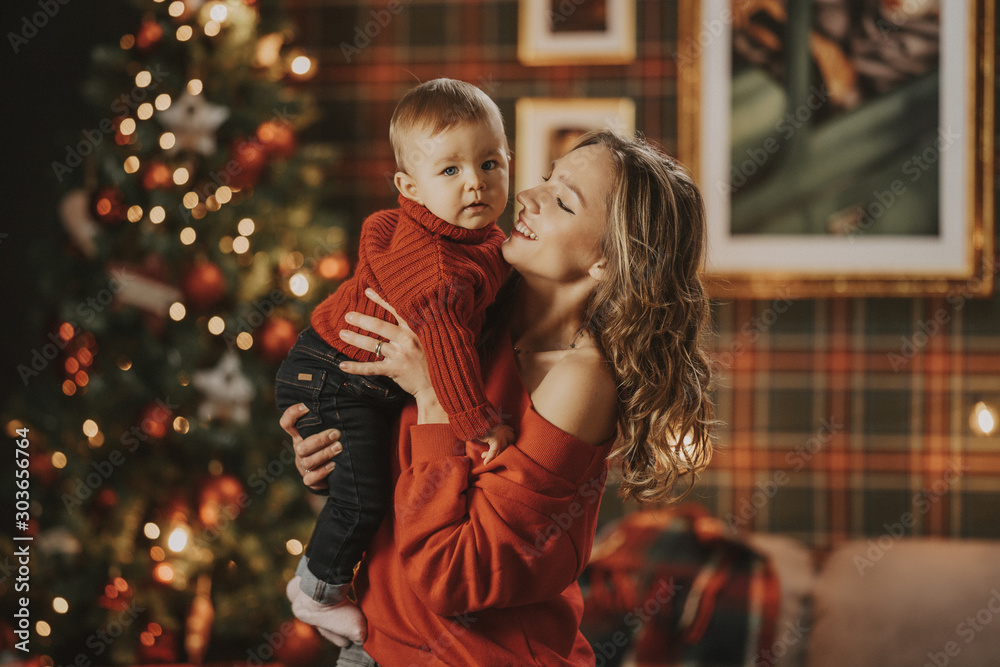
[514, 97, 636, 205]
[518, 0, 636, 66]
[677, 0, 995, 299]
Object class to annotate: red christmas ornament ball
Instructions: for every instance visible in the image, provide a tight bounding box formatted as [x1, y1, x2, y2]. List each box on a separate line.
[259, 316, 298, 364]
[135, 17, 163, 52]
[99, 577, 134, 611]
[234, 139, 267, 171]
[29, 450, 56, 485]
[142, 161, 173, 190]
[199, 474, 246, 528]
[96, 487, 119, 511]
[257, 120, 296, 160]
[273, 619, 323, 666]
[20, 518, 40, 538]
[183, 260, 228, 309]
[137, 627, 179, 662]
[230, 138, 268, 188]
[140, 401, 173, 440]
[92, 186, 128, 225]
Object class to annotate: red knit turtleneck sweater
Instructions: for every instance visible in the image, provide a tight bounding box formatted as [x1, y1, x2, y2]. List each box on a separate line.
[311, 195, 509, 440]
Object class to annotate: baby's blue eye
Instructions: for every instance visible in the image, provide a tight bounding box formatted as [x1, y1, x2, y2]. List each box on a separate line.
[443, 166, 458, 176]
[482, 160, 497, 171]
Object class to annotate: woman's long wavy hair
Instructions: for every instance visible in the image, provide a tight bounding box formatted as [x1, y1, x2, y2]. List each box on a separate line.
[580, 130, 716, 503]
[484, 130, 716, 503]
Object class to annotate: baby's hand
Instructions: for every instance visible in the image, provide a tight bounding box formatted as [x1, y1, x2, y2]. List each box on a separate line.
[480, 424, 515, 464]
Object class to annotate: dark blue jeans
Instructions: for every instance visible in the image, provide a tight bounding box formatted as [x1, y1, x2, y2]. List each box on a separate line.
[275, 327, 406, 603]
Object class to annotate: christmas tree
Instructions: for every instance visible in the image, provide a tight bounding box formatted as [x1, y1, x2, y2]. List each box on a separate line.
[2, 0, 348, 662]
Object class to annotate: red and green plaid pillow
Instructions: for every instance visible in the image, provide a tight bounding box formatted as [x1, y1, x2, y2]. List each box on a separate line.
[581, 505, 782, 667]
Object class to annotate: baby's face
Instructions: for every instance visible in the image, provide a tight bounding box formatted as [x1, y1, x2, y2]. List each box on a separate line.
[397, 119, 509, 230]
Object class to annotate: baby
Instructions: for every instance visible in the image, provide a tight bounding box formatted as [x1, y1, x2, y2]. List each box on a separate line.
[276, 78, 513, 645]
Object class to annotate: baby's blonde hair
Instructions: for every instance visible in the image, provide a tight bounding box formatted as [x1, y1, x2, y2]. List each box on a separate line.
[389, 78, 507, 172]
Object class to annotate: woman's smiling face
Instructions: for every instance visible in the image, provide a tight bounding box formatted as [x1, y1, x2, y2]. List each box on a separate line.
[503, 143, 616, 284]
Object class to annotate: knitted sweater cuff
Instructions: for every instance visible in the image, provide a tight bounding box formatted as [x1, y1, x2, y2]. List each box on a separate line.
[448, 403, 502, 441]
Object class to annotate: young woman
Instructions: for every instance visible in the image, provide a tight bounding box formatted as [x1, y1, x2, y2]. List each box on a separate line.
[278, 130, 716, 665]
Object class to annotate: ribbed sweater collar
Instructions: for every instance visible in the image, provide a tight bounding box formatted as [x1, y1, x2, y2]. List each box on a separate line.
[398, 194, 496, 245]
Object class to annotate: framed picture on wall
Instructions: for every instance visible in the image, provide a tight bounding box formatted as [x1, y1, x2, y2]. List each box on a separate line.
[518, 0, 636, 65]
[677, 0, 995, 298]
[514, 98, 636, 204]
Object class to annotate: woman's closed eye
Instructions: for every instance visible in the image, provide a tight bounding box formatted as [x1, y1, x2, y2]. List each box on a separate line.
[541, 177, 575, 215]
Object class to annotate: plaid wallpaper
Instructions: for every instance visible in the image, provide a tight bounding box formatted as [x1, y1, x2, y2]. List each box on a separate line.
[286, 0, 1000, 550]
[285, 0, 680, 227]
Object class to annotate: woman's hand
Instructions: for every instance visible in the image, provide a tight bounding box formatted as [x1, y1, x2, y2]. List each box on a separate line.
[339, 290, 444, 421]
[280, 403, 342, 491]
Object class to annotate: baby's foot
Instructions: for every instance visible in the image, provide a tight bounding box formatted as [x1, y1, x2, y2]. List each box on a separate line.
[285, 577, 367, 647]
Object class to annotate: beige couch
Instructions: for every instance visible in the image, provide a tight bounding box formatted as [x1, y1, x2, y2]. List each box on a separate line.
[748, 535, 1000, 667]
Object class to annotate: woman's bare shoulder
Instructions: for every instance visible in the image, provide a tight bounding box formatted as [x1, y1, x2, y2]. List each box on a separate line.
[529, 348, 618, 446]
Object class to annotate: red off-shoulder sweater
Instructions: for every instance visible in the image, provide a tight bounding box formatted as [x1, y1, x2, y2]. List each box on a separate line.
[311, 195, 509, 440]
[354, 330, 615, 665]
